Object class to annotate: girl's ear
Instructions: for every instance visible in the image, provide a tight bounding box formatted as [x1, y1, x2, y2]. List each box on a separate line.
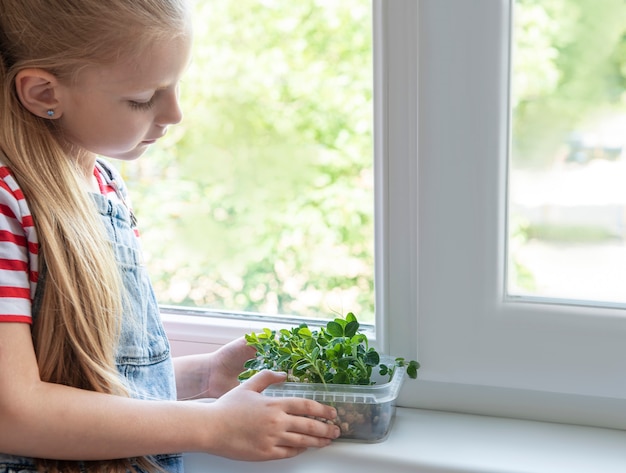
[14, 69, 63, 119]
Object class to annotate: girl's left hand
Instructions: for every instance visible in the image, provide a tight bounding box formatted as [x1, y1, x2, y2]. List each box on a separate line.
[173, 336, 257, 400]
[205, 336, 257, 397]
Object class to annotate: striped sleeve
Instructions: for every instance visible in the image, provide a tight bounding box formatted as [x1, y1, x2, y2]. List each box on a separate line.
[0, 165, 38, 324]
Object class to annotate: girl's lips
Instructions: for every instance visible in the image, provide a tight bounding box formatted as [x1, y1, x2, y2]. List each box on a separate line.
[142, 132, 166, 145]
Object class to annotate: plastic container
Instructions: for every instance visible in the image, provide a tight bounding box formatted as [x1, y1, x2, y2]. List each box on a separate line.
[261, 356, 406, 442]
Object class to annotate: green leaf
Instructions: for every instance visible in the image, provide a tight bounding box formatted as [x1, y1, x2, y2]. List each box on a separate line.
[406, 360, 420, 379]
[237, 369, 255, 381]
[243, 358, 258, 369]
[326, 321, 344, 337]
[304, 337, 317, 352]
[297, 326, 313, 337]
[344, 320, 360, 337]
[337, 358, 350, 370]
[333, 371, 348, 384]
[352, 333, 367, 346]
[311, 346, 320, 360]
[277, 353, 291, 366]
[363, 350, 380, 366]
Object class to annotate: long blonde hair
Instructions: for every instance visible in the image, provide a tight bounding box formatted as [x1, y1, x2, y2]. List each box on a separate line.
[0, 1, 189, 472]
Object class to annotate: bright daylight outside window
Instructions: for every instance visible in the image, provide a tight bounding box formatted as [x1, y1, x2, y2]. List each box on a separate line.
[508, 0, 626, 306]
[116, 1, 375, 322]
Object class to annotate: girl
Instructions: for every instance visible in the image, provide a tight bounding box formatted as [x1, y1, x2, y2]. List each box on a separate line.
[0, 1, 340, 472]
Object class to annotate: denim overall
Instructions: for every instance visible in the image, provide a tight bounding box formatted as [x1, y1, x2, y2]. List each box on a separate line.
[0, 163, 183, 473]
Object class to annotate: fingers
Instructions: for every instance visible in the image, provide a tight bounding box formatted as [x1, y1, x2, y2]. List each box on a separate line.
[209, 372, 341, 461]
[281, 396, 338, 423]
[264, 398, 340, 446]
[241, 369, 288, 392]
[283, 408, 340, 441]
[239, 373, 340, 433]
[254, 414, 339, 460]
[240, 371, 337, 419]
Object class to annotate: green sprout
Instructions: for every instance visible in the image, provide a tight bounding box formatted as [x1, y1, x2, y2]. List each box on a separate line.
[238, 312, 420, 385]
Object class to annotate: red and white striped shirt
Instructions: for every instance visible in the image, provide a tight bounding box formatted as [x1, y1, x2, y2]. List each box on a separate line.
[0, 160, 133, 324]
[0, 166, 38, 323]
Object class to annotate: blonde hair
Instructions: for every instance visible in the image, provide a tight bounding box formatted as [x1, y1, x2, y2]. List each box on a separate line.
[0, 1, 189, 472]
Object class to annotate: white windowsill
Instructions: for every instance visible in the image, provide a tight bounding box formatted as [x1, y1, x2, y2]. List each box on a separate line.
[183, 407, 626, 473]
[163, 313, 626, 472]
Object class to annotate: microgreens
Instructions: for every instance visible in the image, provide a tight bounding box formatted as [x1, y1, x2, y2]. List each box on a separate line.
[238, 312, 419, 385]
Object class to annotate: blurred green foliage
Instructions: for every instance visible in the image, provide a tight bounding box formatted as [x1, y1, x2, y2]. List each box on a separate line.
[510, 0, 626, 294]
[117, 1, 626, 320]
[512, 0, 626, 167]
[119, 0, 375, 320]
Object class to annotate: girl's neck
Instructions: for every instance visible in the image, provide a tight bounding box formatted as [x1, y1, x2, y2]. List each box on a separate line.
[73, 149, 100, 193]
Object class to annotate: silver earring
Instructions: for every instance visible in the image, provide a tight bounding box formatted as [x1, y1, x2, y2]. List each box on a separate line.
[46, 110, 55, 117]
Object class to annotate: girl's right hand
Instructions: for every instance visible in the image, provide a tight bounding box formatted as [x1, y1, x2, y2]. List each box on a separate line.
[203, 369, 341, 461]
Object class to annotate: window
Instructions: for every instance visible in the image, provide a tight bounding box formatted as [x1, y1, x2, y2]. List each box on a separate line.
[152, 0, 626, 430]
[508, 0, 626, 306]
[396, 0, 626, 430]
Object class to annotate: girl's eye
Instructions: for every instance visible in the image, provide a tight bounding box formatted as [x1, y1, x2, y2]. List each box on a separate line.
[128, 98, 156, 111]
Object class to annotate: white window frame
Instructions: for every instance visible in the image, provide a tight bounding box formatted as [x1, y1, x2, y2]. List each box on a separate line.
[164, 0, 626, 430]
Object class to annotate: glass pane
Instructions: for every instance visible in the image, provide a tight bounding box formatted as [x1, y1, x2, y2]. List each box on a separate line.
[118, 0, 374, 321]
[508, 0, 626, 304]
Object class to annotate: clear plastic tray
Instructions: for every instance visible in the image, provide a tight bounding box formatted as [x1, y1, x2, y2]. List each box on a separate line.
[262, 356, 406, 442]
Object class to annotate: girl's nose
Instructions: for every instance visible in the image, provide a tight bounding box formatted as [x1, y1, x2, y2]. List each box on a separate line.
[156, 88, 183, 127]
